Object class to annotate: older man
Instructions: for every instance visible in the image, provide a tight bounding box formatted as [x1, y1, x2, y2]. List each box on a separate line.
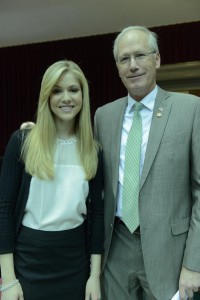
[94, 26, 200, 299]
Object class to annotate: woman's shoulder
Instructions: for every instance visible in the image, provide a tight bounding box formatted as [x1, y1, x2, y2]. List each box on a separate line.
[10, 129, 28, 140]
[5, 129, 29, 155]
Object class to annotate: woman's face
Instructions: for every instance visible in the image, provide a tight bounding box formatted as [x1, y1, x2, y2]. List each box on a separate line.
[49, 72, 82, 129]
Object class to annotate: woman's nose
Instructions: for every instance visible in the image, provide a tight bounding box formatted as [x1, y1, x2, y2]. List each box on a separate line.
[61, 91, 71, 101]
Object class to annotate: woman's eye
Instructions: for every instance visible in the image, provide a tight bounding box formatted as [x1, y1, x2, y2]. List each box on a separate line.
[52, 88, 62, 94]
[70, 88, 79, 93]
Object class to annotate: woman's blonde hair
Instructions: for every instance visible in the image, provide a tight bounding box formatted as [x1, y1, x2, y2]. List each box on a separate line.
[22, 60, 99, 180]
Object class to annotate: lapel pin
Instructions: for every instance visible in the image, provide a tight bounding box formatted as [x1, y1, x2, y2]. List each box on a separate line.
[156, 107, 163, 117]
[156, 112, 162, 117]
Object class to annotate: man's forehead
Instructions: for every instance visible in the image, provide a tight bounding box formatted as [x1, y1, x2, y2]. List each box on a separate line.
[118, 32, 149, 52]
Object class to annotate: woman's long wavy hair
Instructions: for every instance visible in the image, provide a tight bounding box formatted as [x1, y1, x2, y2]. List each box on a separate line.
[22, 60, 99, 180]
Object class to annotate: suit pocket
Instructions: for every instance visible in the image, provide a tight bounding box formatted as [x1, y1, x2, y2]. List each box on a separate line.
[171, 217, 190, 235]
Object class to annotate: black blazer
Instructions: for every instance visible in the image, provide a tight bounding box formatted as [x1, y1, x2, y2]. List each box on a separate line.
[0, 156, 3, 172]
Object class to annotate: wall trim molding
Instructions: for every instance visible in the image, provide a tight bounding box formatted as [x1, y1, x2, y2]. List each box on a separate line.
[157, 61, 200, 91]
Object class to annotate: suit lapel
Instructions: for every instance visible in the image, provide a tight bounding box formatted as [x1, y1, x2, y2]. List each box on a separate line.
[111, 97, 127, 197]
[140, 88, 172, 189]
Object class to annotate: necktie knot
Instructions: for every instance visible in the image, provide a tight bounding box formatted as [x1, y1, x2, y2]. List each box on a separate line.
[134, 102, 143, 113]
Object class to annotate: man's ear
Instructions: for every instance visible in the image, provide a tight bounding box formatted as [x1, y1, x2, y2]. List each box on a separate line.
[156, 52, 161, 70]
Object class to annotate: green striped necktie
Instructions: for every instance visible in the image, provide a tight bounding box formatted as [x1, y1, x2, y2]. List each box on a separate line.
[122, 102, 143, 233]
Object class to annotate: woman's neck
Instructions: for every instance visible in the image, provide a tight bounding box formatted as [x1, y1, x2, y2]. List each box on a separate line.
[55, 121, 75, 139]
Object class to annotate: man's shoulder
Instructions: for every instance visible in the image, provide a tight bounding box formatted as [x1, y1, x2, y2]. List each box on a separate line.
[96, 96, 127, 114]
[158, 87, 200, 106]
[169, 91, 199, 100]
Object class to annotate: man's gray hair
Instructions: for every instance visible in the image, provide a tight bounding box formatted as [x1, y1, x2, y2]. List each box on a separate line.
[113, 26, 159, 61]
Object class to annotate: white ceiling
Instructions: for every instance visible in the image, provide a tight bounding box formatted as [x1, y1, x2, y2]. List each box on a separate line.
[0, 0, 199, 48]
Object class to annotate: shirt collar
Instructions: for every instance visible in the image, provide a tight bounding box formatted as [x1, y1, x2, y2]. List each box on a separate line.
[127, 85, 158, 113]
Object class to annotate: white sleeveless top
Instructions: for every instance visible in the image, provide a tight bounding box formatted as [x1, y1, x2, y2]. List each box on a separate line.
[22, 137, 89, 231]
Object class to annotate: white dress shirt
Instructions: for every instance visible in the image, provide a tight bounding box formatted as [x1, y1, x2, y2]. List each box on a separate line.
[116, 86, 158, 217]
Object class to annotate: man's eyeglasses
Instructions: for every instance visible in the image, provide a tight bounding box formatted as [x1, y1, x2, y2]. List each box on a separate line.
[117, 51, 156, 66]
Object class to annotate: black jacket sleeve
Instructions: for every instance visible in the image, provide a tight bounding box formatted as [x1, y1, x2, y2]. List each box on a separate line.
[87, 149, 104, 254]
[0, 130, 26, 253]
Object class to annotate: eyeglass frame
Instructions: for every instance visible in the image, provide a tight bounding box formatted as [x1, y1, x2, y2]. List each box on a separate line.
[116, 51, 157, 66]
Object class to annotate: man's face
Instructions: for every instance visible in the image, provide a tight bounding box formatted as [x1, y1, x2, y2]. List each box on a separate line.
[116, 30, 160, 101]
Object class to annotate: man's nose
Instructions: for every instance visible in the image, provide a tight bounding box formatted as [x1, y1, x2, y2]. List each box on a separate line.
[129, 56, 139, 70]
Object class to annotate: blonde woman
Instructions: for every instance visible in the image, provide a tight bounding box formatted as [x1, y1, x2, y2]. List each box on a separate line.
[0, 60, 104, 300]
